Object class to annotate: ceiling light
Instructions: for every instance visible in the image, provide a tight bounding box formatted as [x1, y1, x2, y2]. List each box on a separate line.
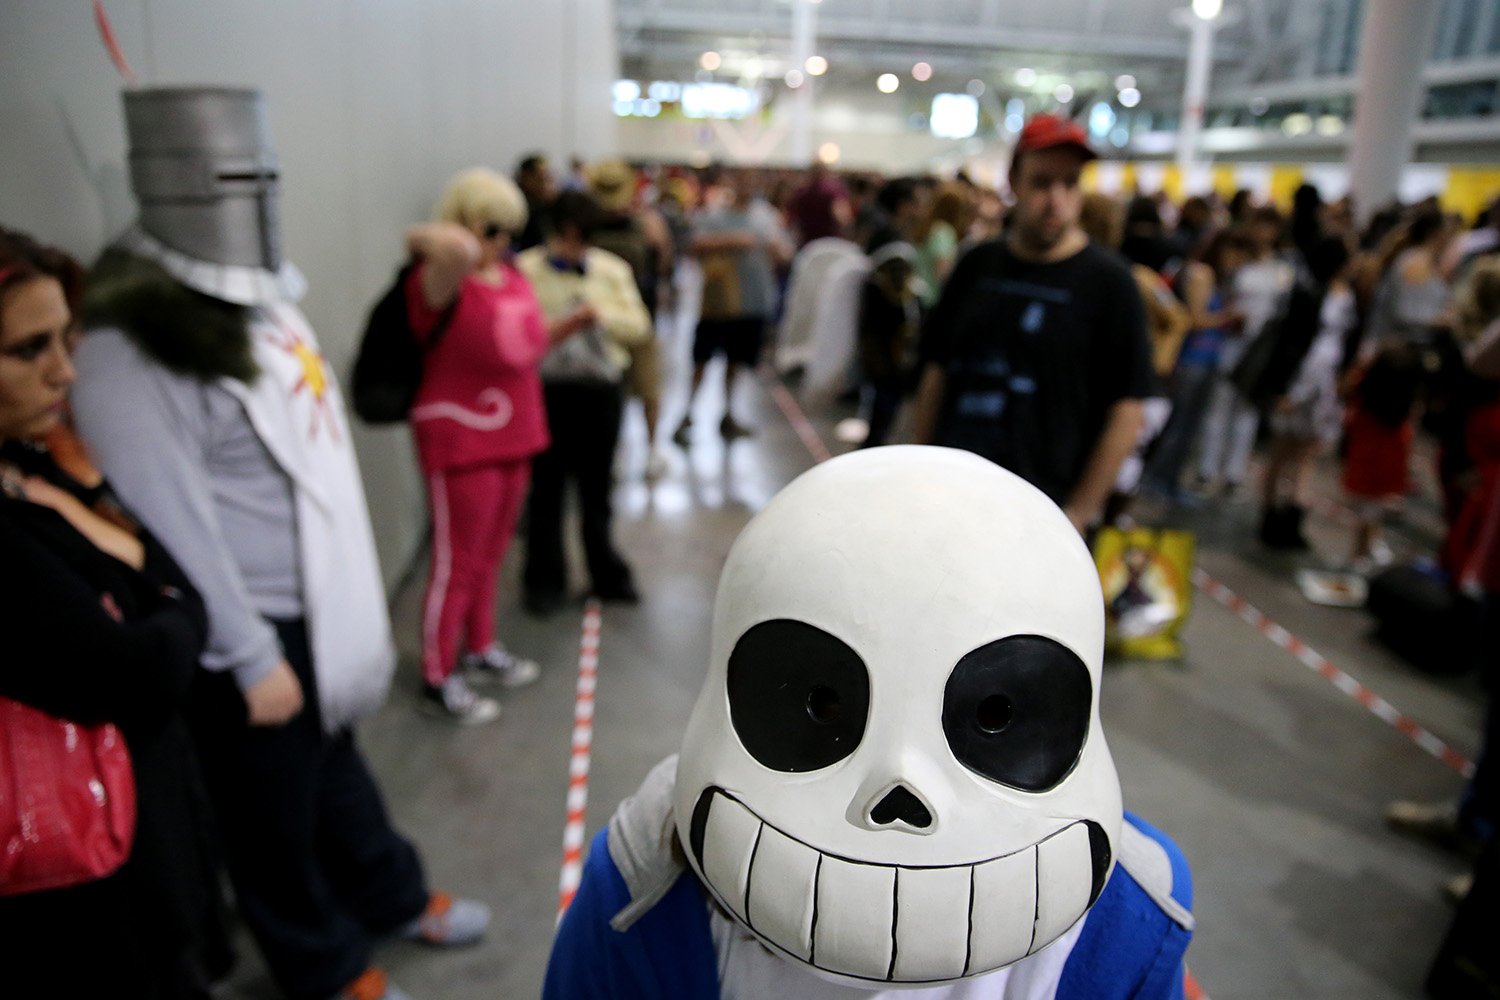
[1282, 112, 1312, 136]
[1316, 114, 1345, 136]
[877, 73, 900, 94]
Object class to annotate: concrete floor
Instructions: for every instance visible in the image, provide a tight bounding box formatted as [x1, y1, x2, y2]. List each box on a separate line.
[220, 288, 1486, 999]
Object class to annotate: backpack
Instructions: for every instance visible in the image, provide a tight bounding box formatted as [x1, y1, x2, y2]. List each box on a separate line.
[349, 263, 456, 424]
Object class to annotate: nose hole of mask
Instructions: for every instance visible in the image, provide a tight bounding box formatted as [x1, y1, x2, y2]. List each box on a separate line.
[869, 784, 933, 829]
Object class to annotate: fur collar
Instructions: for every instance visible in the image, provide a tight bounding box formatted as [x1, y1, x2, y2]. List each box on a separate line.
[83, 248, 259, 383]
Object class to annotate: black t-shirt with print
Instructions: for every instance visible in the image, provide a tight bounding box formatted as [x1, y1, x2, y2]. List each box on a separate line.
[919, 239, 1153, 504]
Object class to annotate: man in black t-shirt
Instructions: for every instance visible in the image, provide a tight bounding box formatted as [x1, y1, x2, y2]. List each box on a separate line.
[912, 115, 1152, 532]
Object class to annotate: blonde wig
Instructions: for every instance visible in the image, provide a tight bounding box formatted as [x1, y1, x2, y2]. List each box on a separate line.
[434, 167, 528, 235]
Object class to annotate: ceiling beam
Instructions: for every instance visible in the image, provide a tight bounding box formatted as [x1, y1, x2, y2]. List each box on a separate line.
[616, 8, 1249, 61]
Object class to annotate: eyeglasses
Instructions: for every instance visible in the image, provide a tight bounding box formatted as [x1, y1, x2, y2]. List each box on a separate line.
[483, 222, 505, 240]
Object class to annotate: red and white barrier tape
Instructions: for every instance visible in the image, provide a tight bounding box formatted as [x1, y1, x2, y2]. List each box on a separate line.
[759, 367, 834, 464]
[1192, 567, 1475, 778]
[557, 599, 603, 919]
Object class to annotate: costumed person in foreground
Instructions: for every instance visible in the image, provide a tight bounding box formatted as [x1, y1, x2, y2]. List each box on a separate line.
[0, 228, 230, 998]
[70, 86, 484, 1000]
[544, 445, 1194, 999]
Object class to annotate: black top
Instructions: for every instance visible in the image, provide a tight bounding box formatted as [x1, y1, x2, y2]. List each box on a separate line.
[919, 240, 1154, 503]
[0, 440, 207, 728]
[0, 439, 230, 996]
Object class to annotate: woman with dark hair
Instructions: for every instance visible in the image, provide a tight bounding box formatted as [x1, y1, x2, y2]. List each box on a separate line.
[1291, 182, 1324, 264]
[1198, 205, 1294, 496]
[1120, 195, 1173, 275]
[1142, 227, 1252, 502]
[0, 228, 228, 996]
[1256, 236, 1356, 549]
[1366, 209, 1453, 352]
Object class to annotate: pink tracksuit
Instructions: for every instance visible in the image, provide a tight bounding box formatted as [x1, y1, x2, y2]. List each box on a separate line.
[406, 264, 550, 686]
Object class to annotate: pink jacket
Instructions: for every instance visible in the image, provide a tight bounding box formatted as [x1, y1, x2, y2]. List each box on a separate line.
[406, 263, 551, 471]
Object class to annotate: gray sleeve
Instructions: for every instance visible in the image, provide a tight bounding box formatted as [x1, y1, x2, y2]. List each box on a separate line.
[71, 329, 282, 692]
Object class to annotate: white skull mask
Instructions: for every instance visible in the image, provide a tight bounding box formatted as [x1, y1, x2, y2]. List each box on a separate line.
[675, 446, 1123, 988]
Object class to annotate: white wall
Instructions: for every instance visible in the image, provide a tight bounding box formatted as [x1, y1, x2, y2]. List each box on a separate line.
[0, 0, 618, 588]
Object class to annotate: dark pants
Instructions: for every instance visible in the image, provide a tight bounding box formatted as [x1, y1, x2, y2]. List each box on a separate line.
[860, 384, 903, 449]
[189, 619, 427, 1000]
[1144, 363, 1217, 494]
[1460, 597, 1499, 843]
[524, 381, 634, 600]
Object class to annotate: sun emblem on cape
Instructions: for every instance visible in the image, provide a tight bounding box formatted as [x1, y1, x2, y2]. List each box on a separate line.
[267, 320, 340, 443]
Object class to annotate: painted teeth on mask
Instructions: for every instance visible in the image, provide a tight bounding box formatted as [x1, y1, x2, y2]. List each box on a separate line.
[696, 789, 1092, 983]
[1033, 821, 1095, 947]
[812, 854, 895, 978]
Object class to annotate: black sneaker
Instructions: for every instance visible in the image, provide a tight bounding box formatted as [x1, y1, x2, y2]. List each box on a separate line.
[593, 579, 640, 605]
[523, 590, 567, 617]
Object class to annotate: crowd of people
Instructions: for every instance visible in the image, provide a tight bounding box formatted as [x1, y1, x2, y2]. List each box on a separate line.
[4, 81, 1498, 998]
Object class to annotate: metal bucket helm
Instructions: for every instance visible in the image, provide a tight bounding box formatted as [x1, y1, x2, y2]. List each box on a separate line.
[124, 86, 283, 273]
[674, 445, 1124, 988]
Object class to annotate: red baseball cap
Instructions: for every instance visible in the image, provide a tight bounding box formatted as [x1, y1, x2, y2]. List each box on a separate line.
[1013, 113, 1098, 162]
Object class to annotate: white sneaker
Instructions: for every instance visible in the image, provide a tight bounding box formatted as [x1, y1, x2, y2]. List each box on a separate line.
[463, 645, 541, 688]
[420, 675, 500, 725]
[834, 418, 869, 445]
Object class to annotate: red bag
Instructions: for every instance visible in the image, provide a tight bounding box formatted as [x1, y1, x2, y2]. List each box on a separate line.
[0, 697, 136, 896]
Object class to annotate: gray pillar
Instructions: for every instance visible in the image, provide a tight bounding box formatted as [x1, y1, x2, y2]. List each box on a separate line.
[1347, 0, 1442, 222]
[1176, 13, 1216, 174]
[790, 0, 817, 165]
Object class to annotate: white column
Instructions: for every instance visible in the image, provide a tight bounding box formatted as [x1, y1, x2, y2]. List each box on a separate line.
[1176, 12, 1215, 174]
[1348, 0, 1443, 223]
[790, 0, 817, 164]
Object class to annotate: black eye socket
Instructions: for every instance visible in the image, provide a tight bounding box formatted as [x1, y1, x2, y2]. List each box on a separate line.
[728, 619, 870, 773]
[942, 635, 1092, 792]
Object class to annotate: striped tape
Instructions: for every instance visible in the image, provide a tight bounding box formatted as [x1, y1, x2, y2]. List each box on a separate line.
[1192, 567, 1475, 778]
[557, 598, 604, 920]
[759, 366, 834, 464]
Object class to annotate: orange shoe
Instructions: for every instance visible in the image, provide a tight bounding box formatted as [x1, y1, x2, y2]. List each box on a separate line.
[398, 890, 491, 947]
[336, 966, 410, 1000]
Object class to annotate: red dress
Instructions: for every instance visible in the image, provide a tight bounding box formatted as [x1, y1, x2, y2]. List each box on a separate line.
[1342, 404, 1413, 501]
[1441, 400, 1500, 590]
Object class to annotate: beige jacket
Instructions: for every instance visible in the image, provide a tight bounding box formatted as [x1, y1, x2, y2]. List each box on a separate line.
[517, 246, 652, 372]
